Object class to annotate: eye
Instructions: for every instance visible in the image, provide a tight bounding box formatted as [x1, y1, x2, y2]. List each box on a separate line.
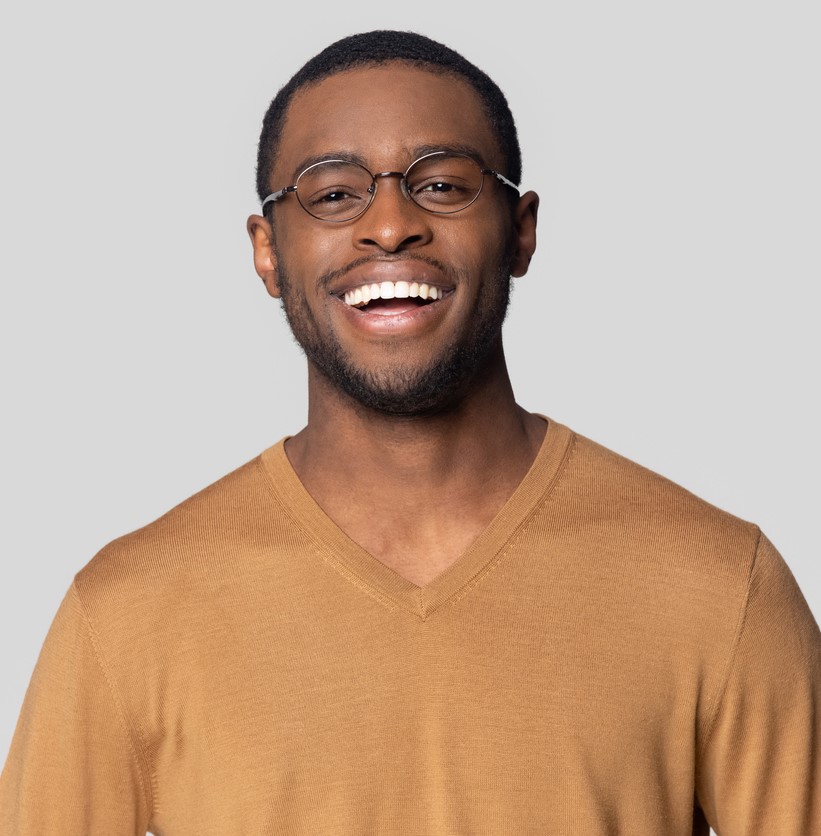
[303, 187, 366, 212]
[418, 180, 458, 193]
[409, 175, 474, 207]
[296, 160, 374, 219]
[307, 187, 363, 204]
[318, 190, 354, 203]
[301, 184, 370, 219]
[412, 176, 472, 194]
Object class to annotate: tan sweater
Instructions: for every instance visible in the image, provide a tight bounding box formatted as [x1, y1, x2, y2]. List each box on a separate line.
[1, 419, 819, 834]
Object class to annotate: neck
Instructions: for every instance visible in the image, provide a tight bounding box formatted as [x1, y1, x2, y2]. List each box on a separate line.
[285, 346, 546, 509]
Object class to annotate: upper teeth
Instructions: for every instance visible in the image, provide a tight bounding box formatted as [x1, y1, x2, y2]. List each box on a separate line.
[343, 281, 445, 307]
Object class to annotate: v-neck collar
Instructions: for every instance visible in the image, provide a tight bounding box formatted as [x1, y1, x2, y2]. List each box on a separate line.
[259, 417, 575, 619]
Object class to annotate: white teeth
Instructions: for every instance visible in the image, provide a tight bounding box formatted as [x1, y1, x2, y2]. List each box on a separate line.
[342, 281, 447, 306]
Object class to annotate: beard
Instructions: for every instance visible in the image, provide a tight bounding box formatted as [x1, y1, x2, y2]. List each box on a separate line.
[274, 249, 513, 417]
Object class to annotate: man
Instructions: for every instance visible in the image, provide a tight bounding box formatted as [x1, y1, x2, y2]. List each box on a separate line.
[1, 29, 818, 834]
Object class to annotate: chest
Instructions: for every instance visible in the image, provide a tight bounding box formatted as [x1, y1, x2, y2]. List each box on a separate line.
[324, 505, 501, 587]
[145, 582, 707, 835]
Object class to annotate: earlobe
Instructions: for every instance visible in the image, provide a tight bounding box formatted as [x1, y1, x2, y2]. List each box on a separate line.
[509, 191, 539, 278]
[246, 214, 281, 298]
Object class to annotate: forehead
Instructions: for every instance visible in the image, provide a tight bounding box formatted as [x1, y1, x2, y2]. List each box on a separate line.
[274, 64, 502, 181]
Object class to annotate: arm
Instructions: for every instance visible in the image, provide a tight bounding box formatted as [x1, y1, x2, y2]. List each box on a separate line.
[696, 532, 821, 832]
[0, 582, 152, 834]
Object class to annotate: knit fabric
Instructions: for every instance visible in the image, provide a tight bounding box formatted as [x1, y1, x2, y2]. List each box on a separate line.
[2, 418, 819, 834]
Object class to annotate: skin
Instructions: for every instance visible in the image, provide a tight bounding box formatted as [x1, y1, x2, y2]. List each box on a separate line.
[247, 64, 543, 587]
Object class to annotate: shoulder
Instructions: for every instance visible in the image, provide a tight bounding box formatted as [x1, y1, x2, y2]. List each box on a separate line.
[555, 427, 761, 593]
[74, 448, 287, 619]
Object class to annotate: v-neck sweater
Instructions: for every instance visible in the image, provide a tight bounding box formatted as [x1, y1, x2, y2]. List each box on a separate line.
[1, 418, 819, 834]
[260, 418, 575, 620]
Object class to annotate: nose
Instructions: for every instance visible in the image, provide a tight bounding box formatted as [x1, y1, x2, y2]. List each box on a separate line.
[352, 173, 434, 253]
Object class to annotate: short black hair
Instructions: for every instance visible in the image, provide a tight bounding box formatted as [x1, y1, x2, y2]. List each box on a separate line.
[255, 30, 522, 205]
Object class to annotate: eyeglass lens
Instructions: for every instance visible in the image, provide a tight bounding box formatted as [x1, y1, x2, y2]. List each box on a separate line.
[296, 154, 484, 221]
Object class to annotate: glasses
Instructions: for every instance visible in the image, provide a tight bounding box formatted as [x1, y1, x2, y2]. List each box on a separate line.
[261, 151, 519, 222]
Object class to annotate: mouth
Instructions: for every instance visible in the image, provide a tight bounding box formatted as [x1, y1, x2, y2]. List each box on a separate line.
[340, 280, 449, 316]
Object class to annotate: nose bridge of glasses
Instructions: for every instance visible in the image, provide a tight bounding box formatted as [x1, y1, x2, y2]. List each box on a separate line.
[371, 170, 411, 202]
[357, 170, 432, 246]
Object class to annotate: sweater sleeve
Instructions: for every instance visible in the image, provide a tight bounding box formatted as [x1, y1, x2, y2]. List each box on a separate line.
[0, 582, 152, 834]
[696, 531, 821, 833]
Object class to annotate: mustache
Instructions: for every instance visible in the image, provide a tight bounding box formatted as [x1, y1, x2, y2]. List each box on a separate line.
[315, 252, 459, 294]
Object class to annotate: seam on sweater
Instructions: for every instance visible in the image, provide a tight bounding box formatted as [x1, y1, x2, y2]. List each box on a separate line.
[71, 579, 155, 822]
[445, 431, 579, 610]
[695, 525, 762, 764]
[308, 543, 402, 613]
[256, 459, 406, 615]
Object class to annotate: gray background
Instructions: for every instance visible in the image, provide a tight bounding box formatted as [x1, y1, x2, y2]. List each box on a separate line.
[2, 2, 818, 827]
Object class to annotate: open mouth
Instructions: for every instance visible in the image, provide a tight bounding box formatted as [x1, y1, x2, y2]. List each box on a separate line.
[342, 280, 447, 315]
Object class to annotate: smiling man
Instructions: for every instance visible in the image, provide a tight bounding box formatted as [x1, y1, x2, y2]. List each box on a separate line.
[245, 56, 544, 588]
[1, 30, 819, 836]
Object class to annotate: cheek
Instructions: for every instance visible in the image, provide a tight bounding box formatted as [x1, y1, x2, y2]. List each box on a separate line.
[438, 217, 513, 277]
[298, 229, 357, 291]
[307, 230, 344, 264]
[276, 227, 340, 290]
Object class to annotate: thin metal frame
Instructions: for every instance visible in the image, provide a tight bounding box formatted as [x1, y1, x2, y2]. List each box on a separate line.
[261, 151, 519, 222]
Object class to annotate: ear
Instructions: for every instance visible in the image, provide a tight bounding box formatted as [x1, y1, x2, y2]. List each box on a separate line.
[246, 214, 281, 298]
[509, 190, 539, 278]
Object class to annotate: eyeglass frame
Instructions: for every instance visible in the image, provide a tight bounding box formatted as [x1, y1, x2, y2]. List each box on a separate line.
[260, 150, 520, 222]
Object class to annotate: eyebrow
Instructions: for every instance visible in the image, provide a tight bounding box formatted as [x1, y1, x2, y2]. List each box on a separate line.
[289, 151, 370, 181]
[409, 143, 487, 167]
[288, 143, 491, 182]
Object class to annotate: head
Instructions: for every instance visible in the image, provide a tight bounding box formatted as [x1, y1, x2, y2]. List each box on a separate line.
[248, 31, 538, 417]
[255, 30, 523, 211]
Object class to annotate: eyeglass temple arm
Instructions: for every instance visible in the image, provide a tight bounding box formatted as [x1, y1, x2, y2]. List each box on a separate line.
[261, 186, 297, 210]
[483, 169, 520, 194]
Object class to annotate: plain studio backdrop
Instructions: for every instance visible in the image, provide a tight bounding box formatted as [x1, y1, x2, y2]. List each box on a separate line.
[1, 3, 818, 827]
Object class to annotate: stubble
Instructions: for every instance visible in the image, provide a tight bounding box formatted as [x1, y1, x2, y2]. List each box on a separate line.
[274, 249, 514, 417]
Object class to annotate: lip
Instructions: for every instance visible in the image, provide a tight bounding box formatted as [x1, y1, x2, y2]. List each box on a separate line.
[331, 259, 454, 297]
[333, 286, 454, 335]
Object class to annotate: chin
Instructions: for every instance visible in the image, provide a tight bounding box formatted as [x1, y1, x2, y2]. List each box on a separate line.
[315, 337, 502, 417]
[278, 254, 513, 416]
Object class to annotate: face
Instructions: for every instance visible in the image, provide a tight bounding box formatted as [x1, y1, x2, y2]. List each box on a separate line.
[248, 64, 538, 416]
